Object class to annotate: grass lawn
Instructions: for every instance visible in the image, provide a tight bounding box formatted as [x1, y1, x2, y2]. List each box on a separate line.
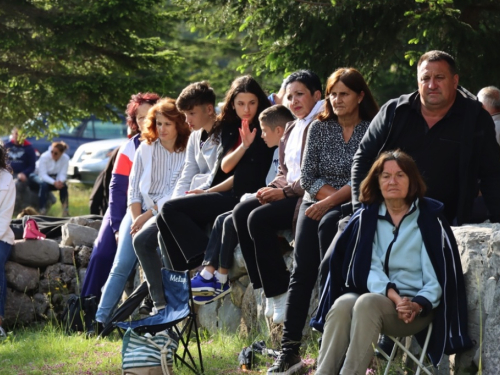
[0, 323, 319, 374]
[47, 183, 93, 218]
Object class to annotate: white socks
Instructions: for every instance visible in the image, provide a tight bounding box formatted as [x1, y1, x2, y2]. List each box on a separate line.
[215, 271, 228, 284]
[200, 268, 228, 284]
[200, 268, 213, 280]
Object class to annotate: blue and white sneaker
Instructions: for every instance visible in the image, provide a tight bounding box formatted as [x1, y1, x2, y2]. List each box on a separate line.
[191, 272, 216, 296]
[193, 281, 231, 305]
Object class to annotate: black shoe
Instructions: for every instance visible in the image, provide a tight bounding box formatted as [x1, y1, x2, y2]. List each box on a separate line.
[86, 321, 104, 338]
[267, 350, 303, 374]
[375, 334, 395, 357]
[139, 295, 154, 315]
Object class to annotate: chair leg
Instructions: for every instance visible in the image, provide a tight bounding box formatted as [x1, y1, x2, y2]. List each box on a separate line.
[383, 337, 401, 375]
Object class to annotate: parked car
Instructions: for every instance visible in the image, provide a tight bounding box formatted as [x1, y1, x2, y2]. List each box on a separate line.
[1, 115, 127, 159]
[67, 138, 128, 185]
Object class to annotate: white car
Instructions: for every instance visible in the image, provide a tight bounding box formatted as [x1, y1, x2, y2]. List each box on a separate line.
[67, 138, 128, 185]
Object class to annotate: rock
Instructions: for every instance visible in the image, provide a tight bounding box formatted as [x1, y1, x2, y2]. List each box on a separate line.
[33, 293, 50, 318]
[229, 244, 248, 280]
[198, 300, 219, 334]
[59, 246, 75, 265]
[5, 261, 39, 292]
[60, 223, 98, 247]
[239, 275, 250, 288]
[11, 239, 60, 267]
[76, 245, 92, 267]
[230, 280, 246, 308]
[86, 219, 102, 231]
[43, 263, 77, 292]
[240, 283, 258, 336]
[78, 268, 87, 286]
[68, 217, 89, 226]
[3, 288, 36, 327]
[452, 224, 500, 374]
[218, 294, 241, 332]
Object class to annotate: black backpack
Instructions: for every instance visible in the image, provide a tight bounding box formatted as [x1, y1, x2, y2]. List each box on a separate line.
[61, 295, 98, 334]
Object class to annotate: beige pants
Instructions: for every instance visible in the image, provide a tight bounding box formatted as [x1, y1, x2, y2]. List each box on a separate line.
[316, 293, 434, 375]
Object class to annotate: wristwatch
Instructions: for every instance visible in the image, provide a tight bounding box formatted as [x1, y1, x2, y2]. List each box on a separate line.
[151, 208, 158, 216]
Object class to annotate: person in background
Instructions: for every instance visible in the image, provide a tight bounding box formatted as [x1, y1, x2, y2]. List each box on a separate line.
[232, 70, 323, 324]
[156, 75, 274, 275]
[81, 93, 159, 325]
[4, 128, 36, 187]
[312, 150, 472, 374]
[0, 144, 16, 338]
[477, 86, 500, 146]
[29, 141, 69, 216]
[191, 104, 292, 306]
[268, 67, 379, 374]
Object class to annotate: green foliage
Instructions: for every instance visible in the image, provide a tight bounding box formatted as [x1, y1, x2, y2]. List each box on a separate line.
[174, 0, 500, 104]
[0, 0, 182, 135]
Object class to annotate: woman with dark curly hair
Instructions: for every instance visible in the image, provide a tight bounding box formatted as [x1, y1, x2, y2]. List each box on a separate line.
[82, 93, 159, 335]
[0, 144, 15, 338]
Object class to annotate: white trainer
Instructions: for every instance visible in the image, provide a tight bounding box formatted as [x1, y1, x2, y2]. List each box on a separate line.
[272, 292, 288, 324]
[265, 297, 274, 318]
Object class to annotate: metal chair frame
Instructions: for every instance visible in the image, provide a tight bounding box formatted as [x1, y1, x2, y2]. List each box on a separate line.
[379, 322, 434, 375]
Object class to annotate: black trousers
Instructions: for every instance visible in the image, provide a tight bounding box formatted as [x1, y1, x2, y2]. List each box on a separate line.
[233, 196, 299, 298]
[281, 200, 341, 353]
[157, 191, 239, 271]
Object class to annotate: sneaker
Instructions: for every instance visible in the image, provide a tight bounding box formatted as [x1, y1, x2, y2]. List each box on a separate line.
[267, 350, 303, 374]
[265, 297, 274, 318]
[191, 272, 216, 296]
[39, 207, 47, 215]
[272, 292, 288, 324]
[150, 306, 166, 316]
[193, 281, 231, 305]
[139, 295, 154, 315]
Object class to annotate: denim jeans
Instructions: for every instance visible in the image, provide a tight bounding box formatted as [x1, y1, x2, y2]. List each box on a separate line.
[202, 211, 238, 270]
[29, 174, 68, 210]
[0, 240, 13, 319]
[95, 212, 136, 324]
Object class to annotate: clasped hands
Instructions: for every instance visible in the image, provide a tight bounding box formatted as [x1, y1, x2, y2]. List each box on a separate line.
[396, 297, 421, 324]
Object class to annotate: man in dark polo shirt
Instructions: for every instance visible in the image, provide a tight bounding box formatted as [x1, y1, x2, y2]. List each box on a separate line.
[352, 50, 500, 225]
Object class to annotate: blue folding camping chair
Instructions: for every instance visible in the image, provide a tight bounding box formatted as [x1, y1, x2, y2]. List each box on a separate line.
[115, 268, 204, 375]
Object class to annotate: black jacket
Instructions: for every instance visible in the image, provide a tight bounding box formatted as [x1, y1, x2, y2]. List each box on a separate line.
[310, 198, 473, 367]
[351, 88, 500, 225]
[210, 120, 275, 199]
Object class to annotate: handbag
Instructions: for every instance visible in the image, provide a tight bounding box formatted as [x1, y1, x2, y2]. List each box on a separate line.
[122, 328, 178, 375]
[23, 217, 46, 240]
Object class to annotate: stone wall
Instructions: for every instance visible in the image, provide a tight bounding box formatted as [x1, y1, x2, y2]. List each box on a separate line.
[4, 218, 500, 374]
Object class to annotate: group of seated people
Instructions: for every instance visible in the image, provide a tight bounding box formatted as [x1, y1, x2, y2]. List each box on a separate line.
[76, 49, 500, 374]
[5, 128, 70, 216]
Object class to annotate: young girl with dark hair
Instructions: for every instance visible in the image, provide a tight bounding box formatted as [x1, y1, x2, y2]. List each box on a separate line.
[155, 76, 274, 307]
[0, 144, 15, 338]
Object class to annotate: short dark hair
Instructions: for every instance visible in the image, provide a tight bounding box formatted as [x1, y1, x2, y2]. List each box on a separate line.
[284, 70, 322, 96]
[259, 105, 294, 130]
[176, 81, 216, 111]
[418, 50, 457, 75]
[359, 150, 426, 206]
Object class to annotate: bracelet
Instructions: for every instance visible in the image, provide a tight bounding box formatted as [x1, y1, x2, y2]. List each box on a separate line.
[282, 188, 289, 198]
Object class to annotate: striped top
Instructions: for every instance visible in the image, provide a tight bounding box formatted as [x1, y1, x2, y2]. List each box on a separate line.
[128, 139, 186, 211]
